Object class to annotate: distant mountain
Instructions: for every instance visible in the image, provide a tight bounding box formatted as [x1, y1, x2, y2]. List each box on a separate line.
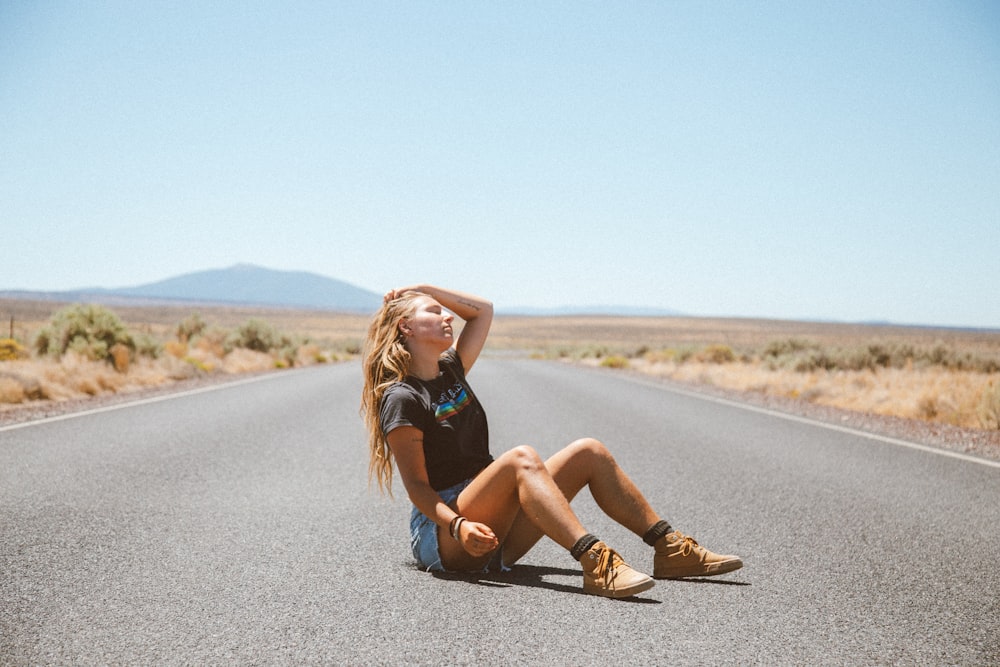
[2, 264, 383, 313]
[107, 264, 381, 311]
[1, 265, 686, 317]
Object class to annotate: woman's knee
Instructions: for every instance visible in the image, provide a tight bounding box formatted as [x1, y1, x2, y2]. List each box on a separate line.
[504, 445, 546, 473]
[567, 437, 612, 461]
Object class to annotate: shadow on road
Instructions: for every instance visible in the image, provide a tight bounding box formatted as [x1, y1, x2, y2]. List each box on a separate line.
[666, 577, 752, 587]
[431, 564, 662, 602]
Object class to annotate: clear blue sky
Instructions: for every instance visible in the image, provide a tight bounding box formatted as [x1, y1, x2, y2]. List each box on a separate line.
[2, 1, 998, 328]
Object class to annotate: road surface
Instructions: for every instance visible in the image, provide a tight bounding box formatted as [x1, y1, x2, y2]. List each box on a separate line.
[2, 359, 998, 664]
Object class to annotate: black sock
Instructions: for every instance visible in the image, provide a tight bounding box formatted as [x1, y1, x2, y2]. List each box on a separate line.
[643, 520, 673, 546]
[570, 533, 600, 560]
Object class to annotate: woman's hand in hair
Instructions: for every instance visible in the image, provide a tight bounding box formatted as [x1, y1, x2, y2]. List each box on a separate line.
[384, 288, 418, 304]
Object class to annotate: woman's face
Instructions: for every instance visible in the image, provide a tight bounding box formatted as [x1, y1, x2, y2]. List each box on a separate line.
[400, 296, 454, 350]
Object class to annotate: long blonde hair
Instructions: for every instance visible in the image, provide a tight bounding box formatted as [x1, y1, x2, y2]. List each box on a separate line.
[360, 292, 422, 495]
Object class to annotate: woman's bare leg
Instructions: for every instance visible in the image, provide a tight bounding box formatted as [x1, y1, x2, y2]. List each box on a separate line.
[437, 445, 589, 571]
[502, 437, 661, 565]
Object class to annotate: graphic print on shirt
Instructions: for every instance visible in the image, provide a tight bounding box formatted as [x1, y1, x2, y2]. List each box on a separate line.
[433, 382, 471, 423]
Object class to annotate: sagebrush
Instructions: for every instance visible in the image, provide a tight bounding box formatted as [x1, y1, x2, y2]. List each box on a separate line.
[34, 304, 135, 364]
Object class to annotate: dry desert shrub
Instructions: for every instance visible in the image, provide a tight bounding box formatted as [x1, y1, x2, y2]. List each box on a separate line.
[294, 343, 329, 366]
[600, 355, 630, 369]
[0, 359, 51, 403]
[0, 366, 45, 402]
[222, 348, 275, 374]
[696, 344, 736, 364]
[158, 354, 199, 381]
[48, 351, 128, 396]
[34, 304, 134, 364]
[229, 318, 282, 353]
[163, 340, 188, 359]
[194, 328, 228, 358]
[1, 338, 29, 361]
[0, 376, 25, 403]
[184, 347, 221, 373]
[978, 382, 1000, 430]
[110, 343, 130, 373]
[175, 313, 207, 343]
[644, 346, 698, 364]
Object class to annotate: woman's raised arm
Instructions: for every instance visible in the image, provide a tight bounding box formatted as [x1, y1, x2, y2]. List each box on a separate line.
[386, 285, 493, 373]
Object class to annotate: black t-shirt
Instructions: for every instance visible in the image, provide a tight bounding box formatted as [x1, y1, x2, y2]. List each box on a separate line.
[379, 348, 492, 491]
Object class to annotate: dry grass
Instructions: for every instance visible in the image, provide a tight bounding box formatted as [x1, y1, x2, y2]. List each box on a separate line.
[0, 376, 26, 403]
[1, 353, 177, 403]
[604, 358, 995, 429]
[3, 299, 999, 430]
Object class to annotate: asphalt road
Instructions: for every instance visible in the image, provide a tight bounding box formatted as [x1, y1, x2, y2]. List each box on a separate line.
[2, 359, 998, 665]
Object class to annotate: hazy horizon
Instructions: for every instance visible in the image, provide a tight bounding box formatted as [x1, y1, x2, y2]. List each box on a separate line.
[5, 261, 999, 330]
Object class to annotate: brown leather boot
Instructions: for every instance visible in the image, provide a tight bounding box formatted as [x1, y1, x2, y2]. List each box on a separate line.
[580, 541, 655, 598]
[653, 531, 743, 579]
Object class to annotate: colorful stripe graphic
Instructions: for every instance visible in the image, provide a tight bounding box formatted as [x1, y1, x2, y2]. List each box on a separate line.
[434, 386, 471, 422]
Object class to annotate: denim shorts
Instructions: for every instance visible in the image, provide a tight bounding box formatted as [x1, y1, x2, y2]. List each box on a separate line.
[409, 477, 508, 573]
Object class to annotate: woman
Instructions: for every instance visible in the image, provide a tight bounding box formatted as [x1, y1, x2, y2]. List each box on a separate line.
[361, 284, 742, 598]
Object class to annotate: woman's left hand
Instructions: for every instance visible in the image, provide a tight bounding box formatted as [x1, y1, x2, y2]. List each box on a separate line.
[459, 520, 499, 557]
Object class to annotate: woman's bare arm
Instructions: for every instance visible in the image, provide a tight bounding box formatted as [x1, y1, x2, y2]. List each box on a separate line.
[386, 426, 453, 523]
[386, 425, 498, 557]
